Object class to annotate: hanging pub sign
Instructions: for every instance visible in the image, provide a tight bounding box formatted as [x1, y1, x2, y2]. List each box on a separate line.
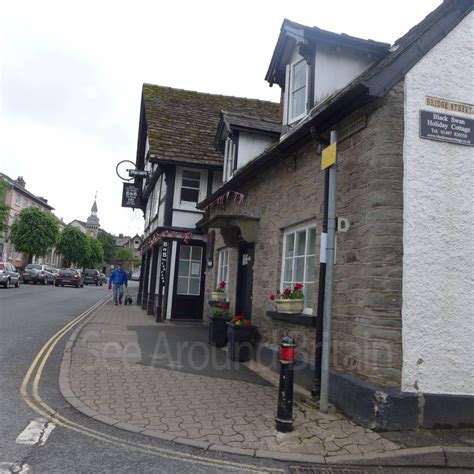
[121, 183, 141, 208]
[160, 241, 169, 285]
[419, 110, 473, 146]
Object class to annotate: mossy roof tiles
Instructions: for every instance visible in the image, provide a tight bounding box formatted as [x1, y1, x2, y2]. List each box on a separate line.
[142, 84, 280, 167]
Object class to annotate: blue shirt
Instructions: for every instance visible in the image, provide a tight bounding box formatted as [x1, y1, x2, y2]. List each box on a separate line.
[109, 268, 128, 286]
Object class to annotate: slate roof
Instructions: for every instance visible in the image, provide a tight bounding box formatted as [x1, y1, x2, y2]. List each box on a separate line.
[0, 173, 55, 211]
[142, 84, 280, 167]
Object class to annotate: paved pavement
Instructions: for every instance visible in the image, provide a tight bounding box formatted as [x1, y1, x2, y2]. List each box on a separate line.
[60, 290, 404, 463]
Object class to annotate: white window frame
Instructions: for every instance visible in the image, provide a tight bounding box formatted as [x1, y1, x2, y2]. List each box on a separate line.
[280, 223, 316, 315]
[174, 167, 207, 210]
[177, 245, 203, 296]
[287, 58, 308, 124]
[217, 248, 230, 295]
[223, 136, 237, 182]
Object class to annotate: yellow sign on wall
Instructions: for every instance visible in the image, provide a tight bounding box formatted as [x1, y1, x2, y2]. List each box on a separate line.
[321, 143, 337, 170]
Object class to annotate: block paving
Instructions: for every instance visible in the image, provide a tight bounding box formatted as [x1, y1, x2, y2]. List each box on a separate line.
[62, 300, 400, 457]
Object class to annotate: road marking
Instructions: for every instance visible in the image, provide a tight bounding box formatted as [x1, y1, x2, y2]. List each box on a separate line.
[16, 418, 55, 446]
[20, 297, 284, 473]
[0, 462, 30, 473]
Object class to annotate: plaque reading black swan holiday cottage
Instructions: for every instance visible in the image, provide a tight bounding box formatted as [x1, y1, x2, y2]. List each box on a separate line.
[419, 110, 473, 146]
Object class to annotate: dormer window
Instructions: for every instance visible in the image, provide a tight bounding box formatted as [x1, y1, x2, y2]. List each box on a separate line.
[288, 58, 308, 123]
[223, 135, 237, 182]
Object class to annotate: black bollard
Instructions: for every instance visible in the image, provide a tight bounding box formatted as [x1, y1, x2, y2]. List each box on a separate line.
[275, 336, 296, 432]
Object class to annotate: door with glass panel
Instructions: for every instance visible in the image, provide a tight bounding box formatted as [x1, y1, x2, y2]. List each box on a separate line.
[172, 242, 205, 319]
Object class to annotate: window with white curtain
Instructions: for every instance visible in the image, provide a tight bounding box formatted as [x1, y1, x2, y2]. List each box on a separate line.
[281, 224, 316, 313]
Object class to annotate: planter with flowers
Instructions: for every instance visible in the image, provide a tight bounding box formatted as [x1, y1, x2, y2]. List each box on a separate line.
[270, 283, 304, 314]
[208, 303, 231, 347]
[210, 280, 226, 302]
[227, 315, 256, 362]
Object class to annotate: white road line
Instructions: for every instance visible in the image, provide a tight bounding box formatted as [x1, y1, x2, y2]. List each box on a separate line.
[16, 418, 55, 446]
[0, 462, 30, 473]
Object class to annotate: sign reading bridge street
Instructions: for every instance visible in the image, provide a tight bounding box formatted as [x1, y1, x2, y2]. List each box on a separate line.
[420, 110, 473, 146]
[121, 183, 141, 208]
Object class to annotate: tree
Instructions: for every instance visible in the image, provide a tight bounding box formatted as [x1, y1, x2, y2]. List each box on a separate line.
[114, 247, 133, 263]
[82, 236, 104, 268]
[9, 207, 60, 263]
[57, 226, 89, 267]
[97, 231, 116, 263]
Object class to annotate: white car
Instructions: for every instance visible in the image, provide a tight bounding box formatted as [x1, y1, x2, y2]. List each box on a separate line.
[0, 261, 21, 288]
[131, 271, 140, 281]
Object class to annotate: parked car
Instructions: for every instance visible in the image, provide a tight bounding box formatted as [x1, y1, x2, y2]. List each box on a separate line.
[83, 268, 102, 286]
[21, 264, 55, 285]
[55, 269, 84, 288]
[130, 271, 140, 281]
[0, 261, 21, 288]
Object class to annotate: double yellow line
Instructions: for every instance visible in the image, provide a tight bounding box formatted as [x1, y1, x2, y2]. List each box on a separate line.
[20, 297, 283, 473]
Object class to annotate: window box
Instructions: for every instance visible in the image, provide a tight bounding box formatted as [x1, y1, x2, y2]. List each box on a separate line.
[275, 298, 304, 314]
[210, 291, 226, 302]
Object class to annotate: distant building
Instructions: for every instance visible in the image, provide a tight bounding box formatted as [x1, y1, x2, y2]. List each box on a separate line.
[0, 174, 57, 267]
[69, 197, 100, 238]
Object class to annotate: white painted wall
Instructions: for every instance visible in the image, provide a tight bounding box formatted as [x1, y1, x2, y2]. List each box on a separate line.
[402, 12, 474, 396]
[172, 210, 203, 229]
[314, 45, 374, 105]
[237, 132, 275, 168]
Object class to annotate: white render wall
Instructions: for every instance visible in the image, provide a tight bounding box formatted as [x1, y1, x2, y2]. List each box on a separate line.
[238, 132, 275, 168]
[314, 45, 374, 105]
[402, 12, 474, 396]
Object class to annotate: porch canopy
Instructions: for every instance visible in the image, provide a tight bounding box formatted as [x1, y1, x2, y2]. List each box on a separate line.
[198, 214, 259, 245]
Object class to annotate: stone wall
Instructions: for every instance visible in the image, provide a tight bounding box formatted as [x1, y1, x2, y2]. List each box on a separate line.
[205, 82, 404, 389]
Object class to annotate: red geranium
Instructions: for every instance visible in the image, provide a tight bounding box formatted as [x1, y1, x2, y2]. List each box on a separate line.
[284, 288, 291, 296]
[219, 280, 226, 289]
[222, 302, 229, 310]
[244, 321, 252, 327]
[270, 293, 275, 300]
[294, 283, 303, 291]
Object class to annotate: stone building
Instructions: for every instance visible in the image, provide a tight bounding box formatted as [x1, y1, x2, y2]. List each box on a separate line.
[69, 197, 100, 238]
[198, 0, 473, 430]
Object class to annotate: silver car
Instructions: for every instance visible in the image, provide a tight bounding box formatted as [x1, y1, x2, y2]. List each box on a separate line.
[0, 261, 21, 288]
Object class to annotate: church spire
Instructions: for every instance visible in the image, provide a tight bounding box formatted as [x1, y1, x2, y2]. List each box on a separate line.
[86, 192, 100, 231]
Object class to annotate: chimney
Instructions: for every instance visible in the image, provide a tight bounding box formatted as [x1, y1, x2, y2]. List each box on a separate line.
[38, 197, 48, 204]
[15, 176, 26, 188]
[119, 233, 123, 238]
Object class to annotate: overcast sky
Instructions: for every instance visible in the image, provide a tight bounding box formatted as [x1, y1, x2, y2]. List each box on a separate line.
[1, 0, 442, 237]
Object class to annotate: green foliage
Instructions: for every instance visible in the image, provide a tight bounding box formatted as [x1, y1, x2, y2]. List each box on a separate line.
[9, 207, 60, 261]
[97, 232, 116, 263]
[57, 226, 89, 267]
[132, 256, 141, 268]
[82, 236, 104, 268]
[114, 247, 133, 263]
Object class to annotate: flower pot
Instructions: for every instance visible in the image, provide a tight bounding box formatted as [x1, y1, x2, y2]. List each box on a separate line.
[275, 299, 304, 314]
[208, 315, 231, 347]
[227, 323, 256, 362]
[210, 291, 226, 302]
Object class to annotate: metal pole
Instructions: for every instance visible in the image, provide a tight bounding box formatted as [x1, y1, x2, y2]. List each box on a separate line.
[312, 167, 329, 397]
[320, 130, 337, 414]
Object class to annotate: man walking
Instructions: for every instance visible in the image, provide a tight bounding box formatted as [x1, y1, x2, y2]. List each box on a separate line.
[108, 264, 128, 305]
